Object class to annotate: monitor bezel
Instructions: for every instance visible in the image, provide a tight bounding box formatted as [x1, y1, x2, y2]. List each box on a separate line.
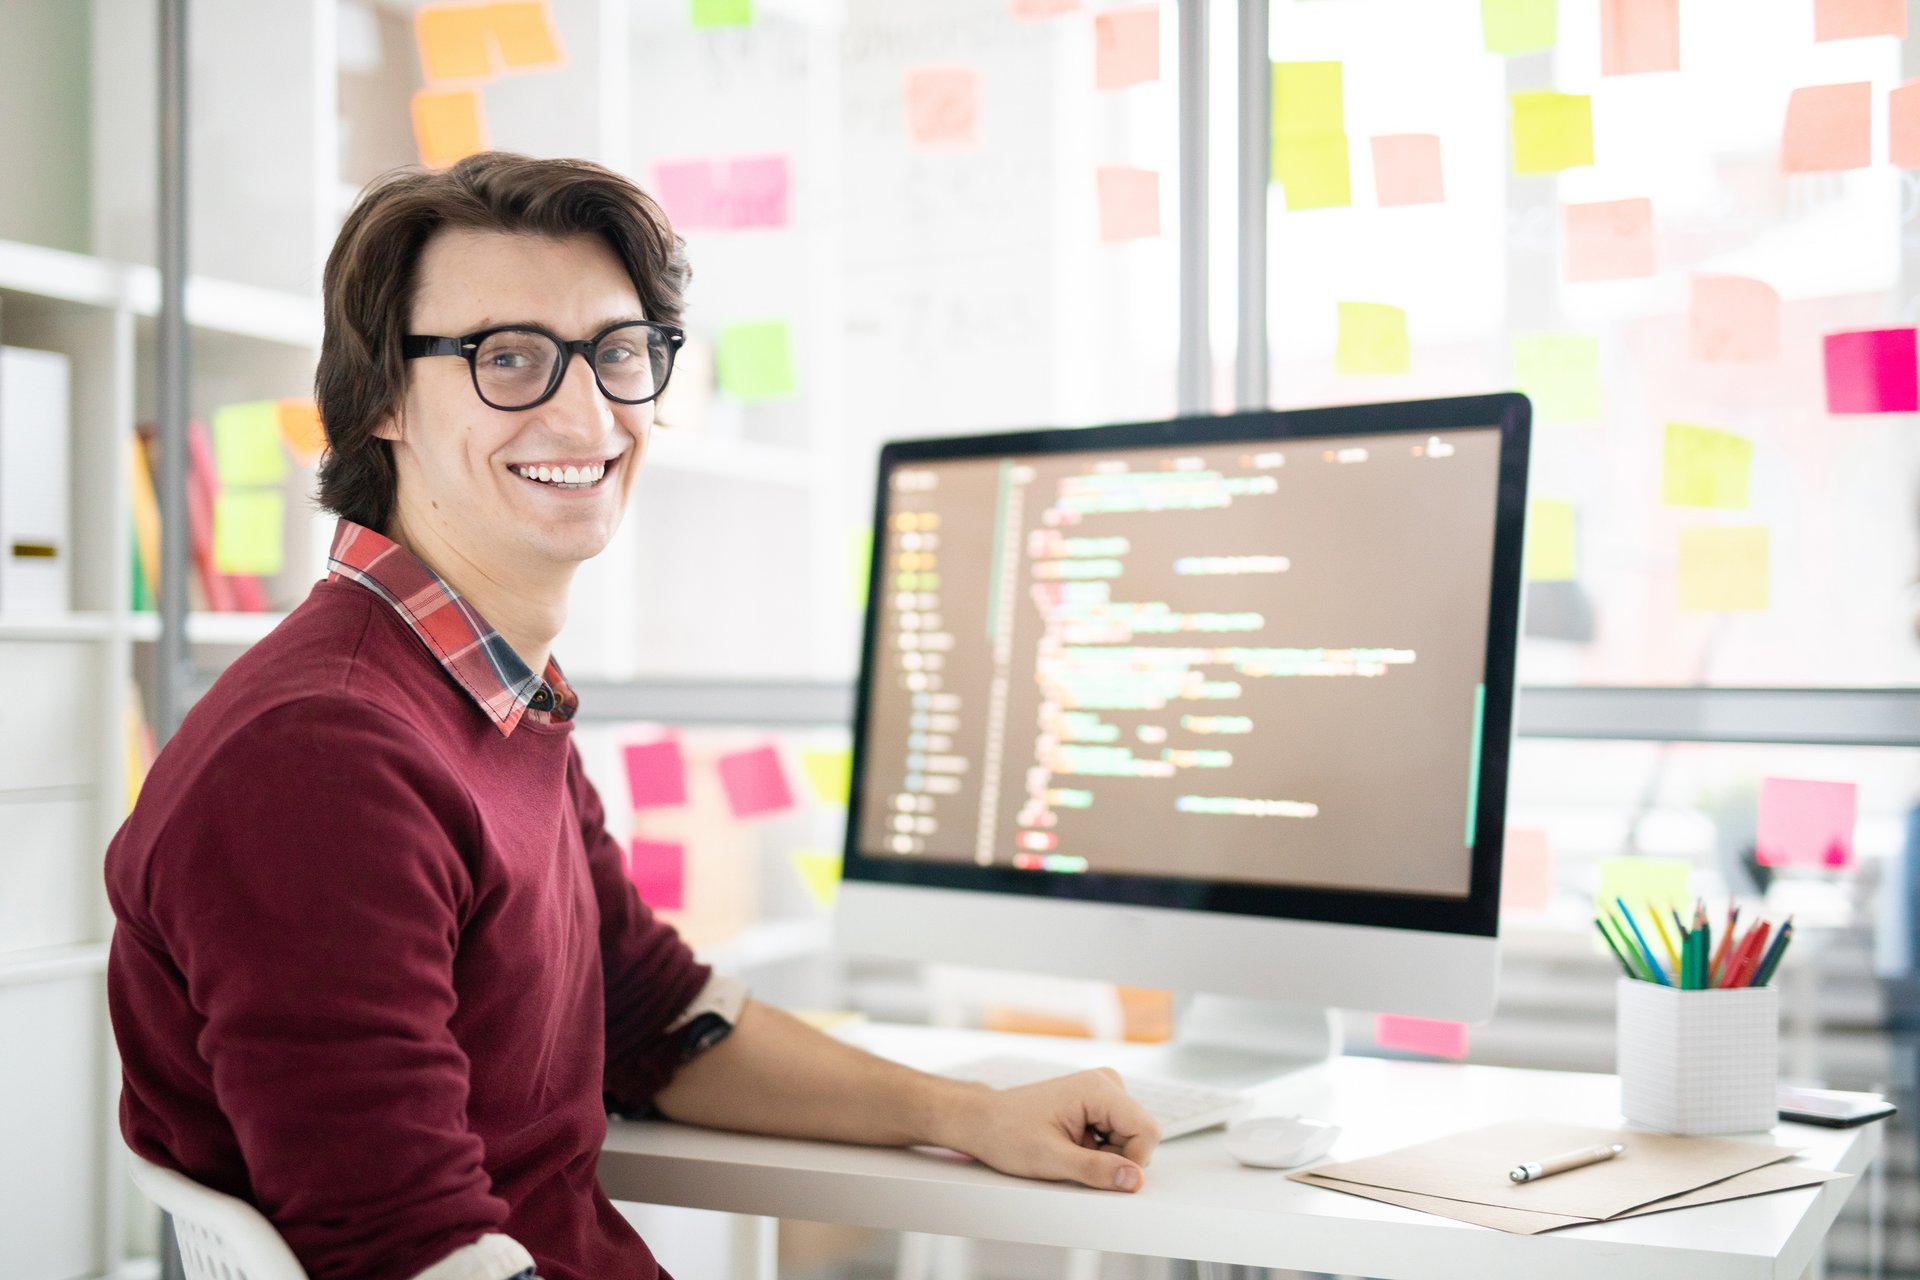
[842, 393, 1531, 940]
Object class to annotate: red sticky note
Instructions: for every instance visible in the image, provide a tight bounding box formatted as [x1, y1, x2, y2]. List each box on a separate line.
[1374, 1015, 1468, 1060]
[653, 160, 718, 229]
[1601, 0, 1679, 75]
[1757, 777, 1858, 870]
[627, 838, 686, 911]
[1371, 134, 1444, 207]
[1781, 82, 1871, 173]
[487, 2, 565, 72]
[411, 90, 488, 170]
[1890, 80, 1920, 168]
[1097, 167, 1160, 241]
[1095, 6, 1159, 91]
[905, 66, 982, 151]
[1815, 0, 1906, 40]
[1689, 275, 1779, 363]
[1563, 198, 1655, 282]
[622, 739, 687, 810]
[717, 744, 795, 819]
[1500, 828, 1553, 912]
[719, 154, 791, 229]
[1823, 328, 1920, 413]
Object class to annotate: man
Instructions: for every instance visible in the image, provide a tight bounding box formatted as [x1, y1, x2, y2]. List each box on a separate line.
[104, 152, 1158, 1280]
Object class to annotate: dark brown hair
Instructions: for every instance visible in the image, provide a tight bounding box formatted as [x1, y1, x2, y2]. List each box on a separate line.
[314, 152, 690, 531]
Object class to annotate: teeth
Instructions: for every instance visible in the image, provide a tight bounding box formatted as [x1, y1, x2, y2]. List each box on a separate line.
[563, 465, 581, 484]
[513, 461, 609, 486]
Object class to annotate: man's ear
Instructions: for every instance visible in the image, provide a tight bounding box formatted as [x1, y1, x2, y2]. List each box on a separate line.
[371, 403, 404, 445]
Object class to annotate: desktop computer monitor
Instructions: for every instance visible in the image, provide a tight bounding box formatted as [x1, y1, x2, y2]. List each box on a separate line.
[835, 393, 1530, 1027]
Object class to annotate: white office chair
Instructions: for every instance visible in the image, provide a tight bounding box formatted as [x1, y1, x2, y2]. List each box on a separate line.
[127, 1152, 308, 1280]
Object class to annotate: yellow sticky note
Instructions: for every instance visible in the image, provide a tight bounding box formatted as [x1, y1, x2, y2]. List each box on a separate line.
[799, 747, 852, 807]
[1525, 499, 1576, 582]
[1661, 423, 1751, 509]
[1482, 0, 1555, 53]
[213, 491, 285, 577]
[1677, 526, 1768, 612]
[792, 848, 844, 908]
[691, 0, 752, 27]
[1512, 334, 1602, 422]
[715, 320, 797, 402]
[1511, 91, 1594, 174]
[212, 401, 288, 487]
[1335, 302, 1409, 375]
[412, 89, 488, 170]
[1597, 856, 1690, 934]
[416, 4, 496, 83]
[1272, 61, 1343, 136]
[1273, 133, 1352, 210]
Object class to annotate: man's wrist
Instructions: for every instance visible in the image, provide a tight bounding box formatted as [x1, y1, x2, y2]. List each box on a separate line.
[915, 1072, 994, 1152]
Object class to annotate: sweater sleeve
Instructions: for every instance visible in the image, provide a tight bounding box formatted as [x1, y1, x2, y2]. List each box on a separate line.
[147, 698, 508, 1280]
[566, 743, 711, 1109]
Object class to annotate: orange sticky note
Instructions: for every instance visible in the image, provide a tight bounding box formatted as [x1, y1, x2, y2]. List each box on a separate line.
[1890, 81, 1920, 168]
[488, 2, 564, 72]
[275, 399, 327, 465]
[1371, 134, 1444, 207]
[904, 66, 981, 151]
[1815, 0, 1906, 40]
[412, 89, 488, 169]
[1097, 167, 1160, 241]
[416, 5, 495, 83]
[1501, 828, 1553, 912]
[1781, 82, 1871, 173]
[1601, 0, 1679, 76]
[1689, 275, 1779, 363]
[1563, 197, 1654, 282]
[1374, 1015, 1468, 1060]
[1676, 526, 1769, 612]
[1095, 6, 1159, 91]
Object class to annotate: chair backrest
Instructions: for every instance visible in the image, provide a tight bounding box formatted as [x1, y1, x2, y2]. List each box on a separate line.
[126, 1154, 309, 1280]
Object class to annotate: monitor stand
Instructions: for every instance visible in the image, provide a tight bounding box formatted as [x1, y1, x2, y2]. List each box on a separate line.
[1132, 994, 1341, 1090]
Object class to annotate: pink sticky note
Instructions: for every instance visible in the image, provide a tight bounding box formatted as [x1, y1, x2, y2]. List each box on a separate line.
[1823, 328, 1920, 413]
[622, 739, 687, 810]
[905, 66, 982, 151]
[1601, 0, 1679, 75]
[1012, 0, 1079, 15]
[1097, 167, 1160, 241]
[1781, 82, 1871, 173]
[1500, 828, 1553, 912]
[653, 160, 719, 229]
[1371, 134, 1444, 207]
[1757, 778, 1858, 870]
[1563, 197, 1655, 282]
[1689, 275, 1779, 363]
[1095, 6, 1159, 91]
[627, 838, 686, 911]
[718, 154, 790, 228]
[1374, 1015, 1469, 1060]
[1890, 80, 1920, 168]
[1815, 0, 1906, 40]
[717, 744, 795, 819]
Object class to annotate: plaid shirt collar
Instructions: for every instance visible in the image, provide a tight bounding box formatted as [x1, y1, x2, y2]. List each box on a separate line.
[326, 519, 576, 737]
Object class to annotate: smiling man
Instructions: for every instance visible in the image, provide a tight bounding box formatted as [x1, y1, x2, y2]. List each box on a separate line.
[103, 154, 1157, 1280]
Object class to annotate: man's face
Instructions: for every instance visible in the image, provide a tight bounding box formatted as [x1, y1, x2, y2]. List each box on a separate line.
[378, 228, 654, 574]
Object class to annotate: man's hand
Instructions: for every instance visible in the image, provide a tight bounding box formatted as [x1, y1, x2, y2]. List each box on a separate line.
[945, 1068, 1161, 1192]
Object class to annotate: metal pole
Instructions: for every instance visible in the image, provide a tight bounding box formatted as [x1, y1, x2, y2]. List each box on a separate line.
[1235, 0, 1269, 411]
[1176, 0, 1210, 416]
[156, 0, 192, 742]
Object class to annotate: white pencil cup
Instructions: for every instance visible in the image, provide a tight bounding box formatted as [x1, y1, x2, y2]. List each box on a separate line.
[1616, 978, 1778, 1135]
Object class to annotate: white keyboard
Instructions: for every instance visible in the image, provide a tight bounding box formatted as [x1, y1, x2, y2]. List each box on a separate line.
[938, 1054, 1253, 1140]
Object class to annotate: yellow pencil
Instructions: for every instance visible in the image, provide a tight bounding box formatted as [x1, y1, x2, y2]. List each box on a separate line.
[1648, 901, 1681, 975]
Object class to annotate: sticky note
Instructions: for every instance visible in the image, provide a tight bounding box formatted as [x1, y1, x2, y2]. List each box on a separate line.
[691, 0, 751, 28]
[904, 66, 982, 151]
[212, 491, 284, 576]
[1781, 82, 1871, 173]
[1272, 61, 1343, 136]
[1563, 197, 1655, 282]
[488, 2, 564, 71]
[653, 160, 718, 229]
[1273, 133, 1352, 210]
[1525, 499, 1576, 582]
[723, 155, 791, 228]
[1511, 92, 1593, 174]
[850, 526, 872, 611]
[1512, 333, 1603, 422]
[276, 399, 327, 465]
[415, 5, 495, 83]
[715, 320, 798, 402]
[1095, 7, 1159, 91]
[1335, 302, 1410, 375]
[622, 739, 687, 810]
[1757, 777, 1858, 870]
[1371, 134, 1444, 207]
[1597, 855, 1690, 928]
[1661, 423, 1752, 510]
[717, 744, 795, 819]
[1012, 0, 1080, 16]
[1600, 0, 1680, 76]
[793, 848, 844, 907]
[627, 838, 686, 911]
[1676, 526, 1769, 612]
[1823, 328, 1920, 413]
[1097, 167, 1161, 241]
[799, 747, 852, 807]
[1480, 0, 1555, 53]
[1689, 275, 1779, 363]
[212, 401, 288, 486]
[1501, 828, 1553, 912]
[1374, 1015, 1468, 1060]
[412, 89, 488, 170]
[1815, 0, 1906, 40]
[1891, 81, 1920, 168]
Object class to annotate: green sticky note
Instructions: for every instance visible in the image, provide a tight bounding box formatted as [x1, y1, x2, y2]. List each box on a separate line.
[792, 848, 843, 908]
[1335, 302, 1409, 374]
[1662, 423, 1751, 509]
[212, 491, 285, 576]
[1272, 61, 1343, 137]
[1597, 856, 1690, 934]
[1511, 91, 1594, 174]
[691, 0, 751, 27]
[212, 401, 288, 487]
[1482, 0, 1556, 53]
[715, 320, 797, 402]
[1525, 499, 1576, 582]
[1512, 333, 1602, 423]
[799, 747, 852, 807]
[1273, 133, 1352, 210]
[849, 526, 872, 611]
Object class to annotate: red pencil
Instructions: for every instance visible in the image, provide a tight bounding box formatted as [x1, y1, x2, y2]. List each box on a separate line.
[1728, 921, 1773, 988]
[1709, 904, 1739, 986]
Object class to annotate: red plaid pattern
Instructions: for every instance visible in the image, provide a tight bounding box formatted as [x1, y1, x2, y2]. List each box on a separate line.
[326, 519, 577, 736]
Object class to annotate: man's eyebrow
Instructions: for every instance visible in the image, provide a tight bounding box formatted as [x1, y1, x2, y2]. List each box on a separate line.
[455, 315, 651, 334]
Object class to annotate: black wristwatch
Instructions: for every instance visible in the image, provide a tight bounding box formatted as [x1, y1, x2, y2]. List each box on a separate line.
[676, 1010, 735, 1062]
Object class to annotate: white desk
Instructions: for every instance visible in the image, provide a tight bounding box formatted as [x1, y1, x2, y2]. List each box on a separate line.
[598, 1025, 1883, 1280]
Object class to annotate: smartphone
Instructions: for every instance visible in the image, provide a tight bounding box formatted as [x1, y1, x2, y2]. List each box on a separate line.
[1777, 1086, 1898, 1128]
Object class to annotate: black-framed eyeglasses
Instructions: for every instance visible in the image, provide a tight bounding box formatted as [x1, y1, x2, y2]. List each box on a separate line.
[402, 319, 685, 411]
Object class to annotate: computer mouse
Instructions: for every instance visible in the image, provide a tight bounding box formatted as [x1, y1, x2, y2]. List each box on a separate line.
[1223, 1115, 1342, 1169]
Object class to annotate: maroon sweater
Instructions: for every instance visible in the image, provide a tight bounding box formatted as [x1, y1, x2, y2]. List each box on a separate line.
[105, 580, 710, 1280]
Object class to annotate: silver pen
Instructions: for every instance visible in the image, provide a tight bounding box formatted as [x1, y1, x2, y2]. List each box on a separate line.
[1509, 1142, 1624, 1183]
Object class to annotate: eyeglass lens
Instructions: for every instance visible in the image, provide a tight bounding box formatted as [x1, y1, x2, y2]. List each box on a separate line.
[472, 324, 673, 409]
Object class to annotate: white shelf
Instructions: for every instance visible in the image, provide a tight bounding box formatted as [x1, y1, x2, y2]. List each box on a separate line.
[0, 942, 109, 989]
[645, 432, 815, 487]
[0, 239, 124, 309]
[0, 612, 118, 642]
[126, 611, 288, 645]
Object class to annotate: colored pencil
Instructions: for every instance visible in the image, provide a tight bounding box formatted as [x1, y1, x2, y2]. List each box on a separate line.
[1751, 918, 1794, 988]
[1614, 898, 1670, 985]
[1647, 903, 1682, 977]
[1709, 904, 1738, 986]
[1728, 921, 1773, 988]
[1596, 918, 1639, 979]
